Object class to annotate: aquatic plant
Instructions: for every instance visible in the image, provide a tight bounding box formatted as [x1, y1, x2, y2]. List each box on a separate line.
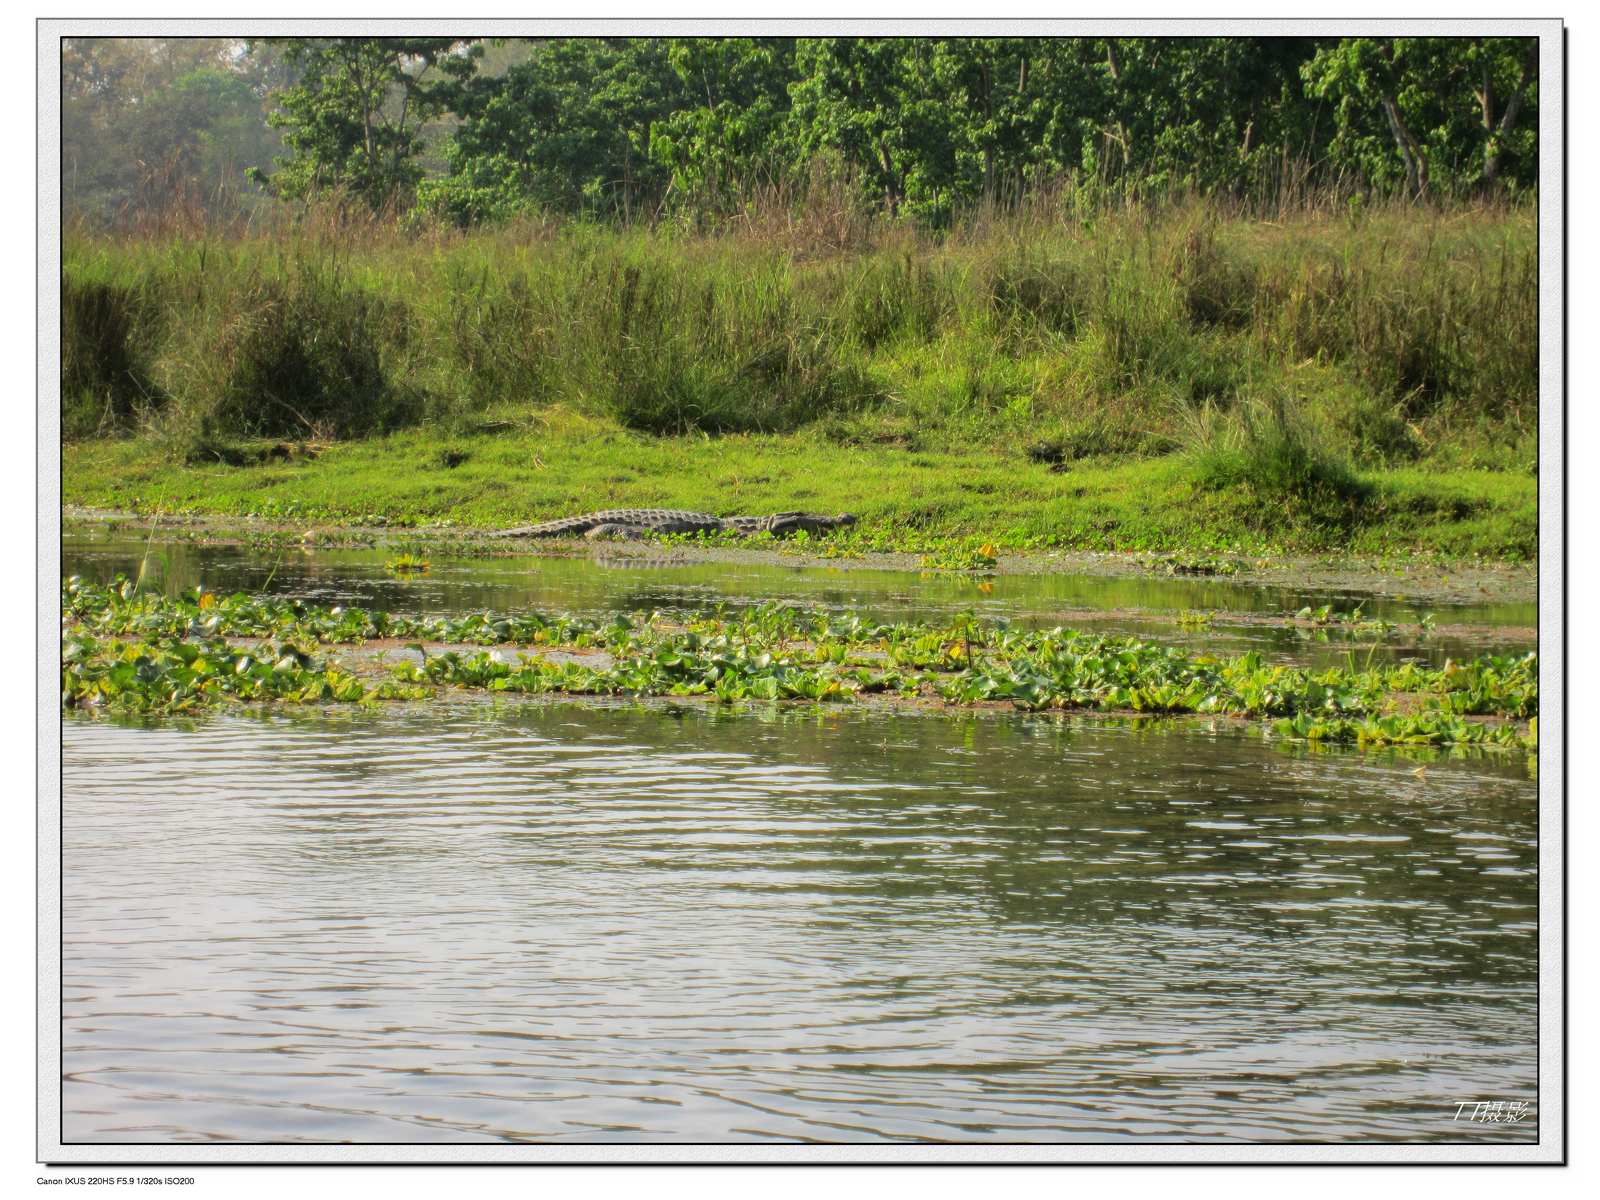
[60, 577, 1536, 748]
[1145, 552, 1241, 577]
[61, 630, 427, 712]
[1270, 711, 1529, 749]
[920, 542, 999, 572]
[384, 552, 431, 575]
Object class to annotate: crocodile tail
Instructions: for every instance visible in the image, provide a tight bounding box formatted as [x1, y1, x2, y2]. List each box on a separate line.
[486, 515, 596, 538]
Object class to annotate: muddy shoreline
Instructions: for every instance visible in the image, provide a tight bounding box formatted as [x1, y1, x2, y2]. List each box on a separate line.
[63, 506, 1538, 610]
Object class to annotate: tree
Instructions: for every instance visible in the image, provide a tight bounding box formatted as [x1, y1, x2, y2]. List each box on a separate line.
[62, 38, 247, 216]
[248, 37, 482, 210]
[647, 38, 798, 218]
[789, 38, 964, 219]
[1303, 37, 1538, 196]
[64, 34, 1535, 229]
[427, 38, 689, 223]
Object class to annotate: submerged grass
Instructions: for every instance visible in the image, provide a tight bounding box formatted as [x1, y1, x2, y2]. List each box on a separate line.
[63, 577, 1537, 752]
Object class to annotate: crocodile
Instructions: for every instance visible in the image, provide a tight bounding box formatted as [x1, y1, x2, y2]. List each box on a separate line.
[485, 508, 857, 541]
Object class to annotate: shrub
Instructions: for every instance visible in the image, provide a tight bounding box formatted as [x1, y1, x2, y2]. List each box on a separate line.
[1189, 393, 1370, 529]
[171, 269, 419, 442]
[61, 277, 157, 437]
[986, 251, 1084, 338]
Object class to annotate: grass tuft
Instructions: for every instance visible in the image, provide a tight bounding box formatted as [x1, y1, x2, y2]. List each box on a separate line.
[1187, 393, 1371, 534]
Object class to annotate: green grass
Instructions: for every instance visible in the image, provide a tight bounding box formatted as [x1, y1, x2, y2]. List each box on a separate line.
[60, 199, 1538, 561]
[61, 411, 1536, 560]
[62, 202, 1536, 453]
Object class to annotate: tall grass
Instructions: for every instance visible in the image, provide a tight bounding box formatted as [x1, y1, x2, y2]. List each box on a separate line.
[61, 276, 160, 437]
[60, 194, 1537, 479]
[1186, 392, 1371, 530]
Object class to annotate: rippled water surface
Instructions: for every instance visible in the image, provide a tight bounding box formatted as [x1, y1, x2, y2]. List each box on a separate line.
[63, 702, 1537, 1145]
[60, 536, 1540, 1144]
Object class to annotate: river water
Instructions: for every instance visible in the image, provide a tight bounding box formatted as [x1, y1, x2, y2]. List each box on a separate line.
[58, 537, 1540, 1145]
[62, 533, 1535, 668]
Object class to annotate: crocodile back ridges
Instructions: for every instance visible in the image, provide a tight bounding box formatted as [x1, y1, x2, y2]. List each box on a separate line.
[484, 508, 727, 539]
[486, 508, 857, 539]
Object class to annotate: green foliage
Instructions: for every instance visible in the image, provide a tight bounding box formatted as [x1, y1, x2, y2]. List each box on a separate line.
[789, 39, 966, 221]
[1303, 37, 1538, 197]
[65, 35, 1541, 231]
[62, 578, 1537, 753]
[423, 38, 686, 224]
[249, 37, 482, 211]
[425, 34, 1538, 225]
[384, 552, 429, 575]
[649, 38, 799, 220]
[920, 542, 999, 572]
[1188, 394, 1371, 528]
[1271, 711, 1529, 749]
[1145, 553, 1242, 577]
[159, 264, 418, 445]
[60, 199, 1539, 558]
[63, 37, 287, 222]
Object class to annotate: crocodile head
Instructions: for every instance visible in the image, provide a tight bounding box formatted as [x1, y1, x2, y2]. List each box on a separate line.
[764, 512, 857, 537]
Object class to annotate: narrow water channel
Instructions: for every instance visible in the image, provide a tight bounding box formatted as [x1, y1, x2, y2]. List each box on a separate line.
[63, 534, 1536, 669]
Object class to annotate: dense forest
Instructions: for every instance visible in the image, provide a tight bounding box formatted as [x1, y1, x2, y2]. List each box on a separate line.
[63, 35, 1539, 226]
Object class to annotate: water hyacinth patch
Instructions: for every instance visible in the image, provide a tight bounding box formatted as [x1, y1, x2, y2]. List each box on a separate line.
[61, 630, 428, 712]
[1270, 711, 1529, 749]
[60, 578, 1535, 749]
[384, 552, 430, 575]
[1145, 552, 1244, 577]
[62, 575, 620, 650]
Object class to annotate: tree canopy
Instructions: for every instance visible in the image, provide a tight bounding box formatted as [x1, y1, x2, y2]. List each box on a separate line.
[62, 34, 1541, 227]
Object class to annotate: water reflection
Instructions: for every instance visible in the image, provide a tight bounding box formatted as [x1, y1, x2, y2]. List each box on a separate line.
[62, 535, 1535, 670]
[63, 702, 1536, 1144]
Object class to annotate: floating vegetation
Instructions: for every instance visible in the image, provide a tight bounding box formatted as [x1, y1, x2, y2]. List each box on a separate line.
[1271, 711, 1529, 749]
[384, 552, 430, 575]
[1286, 601, 1401, 640]
[61, 631, 428, 712]
[1145, 552, 1242, 577]
[1287, 603, 1417, 641]
[63, 574, 617, 649]
[59, 578, 1535, 750]
[920, 542, 999, 572]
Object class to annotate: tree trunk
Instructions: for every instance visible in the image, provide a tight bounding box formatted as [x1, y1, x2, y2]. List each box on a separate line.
[1479, 47, 1534, 188]
[879, 142, 899, 216]
[1104, 40, 1131, 176]
[1379, 93, 1428, 196]
[981, 59, 994, 201]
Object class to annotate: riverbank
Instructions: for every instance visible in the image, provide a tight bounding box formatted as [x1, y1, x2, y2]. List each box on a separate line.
[63, 202, 1538, 563]
[62, 416, 1537, 564]
[63, 501, 1537, 611]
